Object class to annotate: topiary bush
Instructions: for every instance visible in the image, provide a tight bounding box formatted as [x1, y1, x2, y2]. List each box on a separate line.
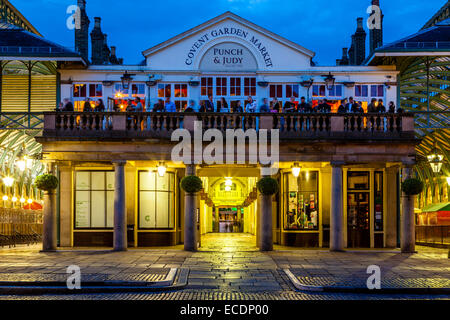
[180, 175, 203, 193]
[402, 178, 424, 196]
[35, 174, 59, 191]
[257, 177, 279, 195]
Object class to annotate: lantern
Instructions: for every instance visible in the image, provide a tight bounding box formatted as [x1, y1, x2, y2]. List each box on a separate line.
[323, 72, 335, 91]
[292, 163, 301, 178]
[157, 162, 167, 177]
[427, 147, 444, 173]
[121, 71, 134, 90]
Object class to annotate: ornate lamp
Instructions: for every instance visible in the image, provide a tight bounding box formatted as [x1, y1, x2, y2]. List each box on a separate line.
[157, 162, 167, 177]
[15, 144, 33, 172]
[121, 71, 134, 90]
[427, 144, 444, 173]
[3, 176, 14, 187]
[292, 163, 301, 178]
[323, 72, 335, 91]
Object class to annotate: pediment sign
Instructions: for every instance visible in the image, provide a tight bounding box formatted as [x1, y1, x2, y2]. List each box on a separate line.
[199, 42, 257, 71]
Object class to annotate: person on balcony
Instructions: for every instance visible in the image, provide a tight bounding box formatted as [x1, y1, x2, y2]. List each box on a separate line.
[388, 101, 396, 113]
[220, 98, 230, 113]
[164, 98, 176, 112]
[283, 97, 296, 112]
[259, 98, 270, 113]
[270, 98, 281, 113]
[378, 99, 386, 113]
[368, 98, 378, 113]
[346, 97, 358, 112]
[317, 99, 331, 113]
[83, 98, 92, 112]
[185, 100, 198, 112]
[153, 99, 165, 112]
[61, 98, 74, 112]
[233, 100, 244, 113]
[338, 99, 348, 113]
[245, 96, 257, 113]
[134, 97, 144, 112]
[298, 97, 311, 113]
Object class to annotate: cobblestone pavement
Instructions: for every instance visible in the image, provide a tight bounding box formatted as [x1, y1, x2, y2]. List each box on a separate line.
[0, 233, 448, 300]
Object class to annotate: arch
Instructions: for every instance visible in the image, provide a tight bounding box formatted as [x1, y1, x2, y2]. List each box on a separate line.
[193, 37, 263, 71]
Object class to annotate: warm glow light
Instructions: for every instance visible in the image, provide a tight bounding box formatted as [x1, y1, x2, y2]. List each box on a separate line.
[26, 157, 33, 169]
[27, 199, 33, 204]
[119, 104, 125, 110]
[11, 196, 17, 202]
[225, 186, 231, 192]
[292, 164, 301, 178]
[20, 197, 25, 203]
[115, 91, 124, 99]
[225, 178, 232, 187]
[3, 176, 14, 187]
[16, 159, 26, 171]
[157, 163, 167, 177]
[2, 195, 8, 201]
[447, 177, 450, 186]
[305, 171, 310, 181]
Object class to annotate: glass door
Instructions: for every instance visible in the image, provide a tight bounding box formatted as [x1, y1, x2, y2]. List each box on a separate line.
[347, 192, 370, 248]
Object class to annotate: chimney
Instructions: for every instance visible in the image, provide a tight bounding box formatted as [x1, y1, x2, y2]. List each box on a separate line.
[348, 44, 355, 65]
[90, 17, 105, 65]
[353, 17, 367, 65]
[340, 47, 349, 65]
[74, 0, 90, 62]
[369, 0, 384, 54]
[102, 34, 111, 64]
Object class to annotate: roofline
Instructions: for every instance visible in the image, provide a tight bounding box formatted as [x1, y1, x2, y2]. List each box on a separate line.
[0, 56, 87, 65]
[142, 11, 315, 59]
[421, 1, 450, 30]
[366, 50, 450, 65]
[3, 0, 42, 36]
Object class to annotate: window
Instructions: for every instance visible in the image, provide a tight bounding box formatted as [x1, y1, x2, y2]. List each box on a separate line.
[374, 172, 383, 231]
[158, 84, 171, 98]
[284, 171, 319, 231]
[216, 77, 227, 96]
[347, 172, 370, 190]
[269, 85, 283, 98]
[244, 77, 256, 96]
[139, 171, 175, 229]
[201, 77, 213, 96]
[88, 84, 103, 97]
[312, 85, 326, 97]
[355, 85, 369, 97]
[73, 84, 87, 98]
[230, 77, 242, 96]
[75, 171, 114, 229]
[328, 85, 343, 97]
[286, 84, 299, 98]
[370, 85, 384, 97]
[131, 84, 145, 96]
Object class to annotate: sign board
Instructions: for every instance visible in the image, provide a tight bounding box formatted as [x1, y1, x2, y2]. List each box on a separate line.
[199, 42, 258, 72]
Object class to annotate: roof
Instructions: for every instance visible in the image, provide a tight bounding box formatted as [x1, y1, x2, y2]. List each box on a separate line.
[1, 0, 41, 36]
[0, 26, 86, 64]
[421, 0, 450, 30]
[142, 11, 315, 59]
[421, 202, 450, 213]
[366, 19, 450, 65]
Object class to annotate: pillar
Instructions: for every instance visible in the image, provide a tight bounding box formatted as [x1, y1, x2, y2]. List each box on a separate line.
[401, 166, 416, 253]
[113, 161, 127, 251]
[259, 192, 273, 251]
[184, 165, 198, 251]
[330, 163, 344, 251]
[42, 190, 57, 251]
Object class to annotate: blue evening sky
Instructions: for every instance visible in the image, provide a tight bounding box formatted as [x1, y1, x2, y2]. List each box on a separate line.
[11, 0, 447, 65]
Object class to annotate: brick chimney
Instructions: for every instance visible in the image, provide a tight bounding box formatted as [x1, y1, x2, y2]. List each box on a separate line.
[369, 0, 384, 54]
[74, 0, 90, 62]
[102, 34, 111, 64]
[353, 17, 367, 65]
[339, 47, 349, 65]
[90, 17, 105, 65]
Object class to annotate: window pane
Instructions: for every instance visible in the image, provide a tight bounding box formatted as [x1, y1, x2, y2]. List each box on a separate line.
[156, 174, 169, 191]
[156, 192, 169, 228]
[140, 171, 156, 190]
[106, 191, 114, 228]
[140, 191, 156, 228]
[91, 191, 105, 228]
[374, 172, 383, 231]
[76, 172, 90, 190]
[348, 172, 370, 190]
[158, 84, 165, 98]
[362, 85, 368, 97]
[319, 85, 326, 96]
[106, 172, 115, 190]
[169, 192, 174, 228]
[91, 172, 105, 190]
[378, 85, 384, 97]
[75, 191, 90, 228]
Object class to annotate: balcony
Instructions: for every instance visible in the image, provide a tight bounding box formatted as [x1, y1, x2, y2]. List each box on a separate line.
[42, 112, 416, 141]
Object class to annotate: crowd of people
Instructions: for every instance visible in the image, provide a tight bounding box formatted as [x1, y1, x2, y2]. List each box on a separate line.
[58, 95, 403, 114]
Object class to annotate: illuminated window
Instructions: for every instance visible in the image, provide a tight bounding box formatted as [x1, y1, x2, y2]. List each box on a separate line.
[244, 77, 256, 96]
[312, 85, 326, 97]
[73, 84, 87, 98]
[215, 77, 227, 96]
[89, 84, 103, 97]
[230, 77, 242, 96]
[286, 84, 299, 98]
[201, 77, 213, 96]
[75, 171, 114, 229]
[355, 85, 369, 97]
[269, 85, 282, 98]
[158, 84, 171, 98]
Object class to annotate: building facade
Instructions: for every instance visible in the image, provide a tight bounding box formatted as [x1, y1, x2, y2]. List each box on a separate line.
[36, 12, 419, 250]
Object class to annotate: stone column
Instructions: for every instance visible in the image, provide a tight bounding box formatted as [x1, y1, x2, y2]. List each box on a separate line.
[184, 165, 198, 251]
[259, 192, 273, 251]
[401, 166, 416, 253]
[42, 162, 57, 252]
[330, 163, 344, 251]
[42, 190, 57, 251]
[113, 161, 127, 251]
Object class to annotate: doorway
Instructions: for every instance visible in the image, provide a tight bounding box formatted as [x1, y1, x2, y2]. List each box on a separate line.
[217, 207, 244, 233]
[347, 192, 370, 248]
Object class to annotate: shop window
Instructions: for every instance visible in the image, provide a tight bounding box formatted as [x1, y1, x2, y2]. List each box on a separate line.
[347, 172, 370, 190]
[244, 77, 256, 96]
[374, 172, 383, 231]
[269, 85, 282, 98]
[201, 77, 213, 96]
[312, 85, 326, 97]
[158, 84, 171, 98]
[88, 84, 103, 98]
[74, 171, 114, 229]
[139, 171, 175, 229]
[355, 85, 369, 97]
[216, 77, 227, 96]
[230, 77, 242, 96]
[370, 85, 384, 97]
[328, 85, 343, 97]
[284, 171, 319, 231]
[286, 84, 299, 98]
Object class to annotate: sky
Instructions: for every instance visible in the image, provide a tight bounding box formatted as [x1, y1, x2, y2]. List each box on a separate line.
[11, 0, 447, 66]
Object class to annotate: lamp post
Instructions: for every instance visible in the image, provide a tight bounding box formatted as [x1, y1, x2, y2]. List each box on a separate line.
[301, 78, 314, 103]
[323, 72, 336, 91]
[427, 144, 444, 174]
[121, 71, 134, 90]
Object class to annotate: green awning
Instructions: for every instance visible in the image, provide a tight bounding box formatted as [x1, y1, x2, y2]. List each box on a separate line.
[421, 202, 450, 213]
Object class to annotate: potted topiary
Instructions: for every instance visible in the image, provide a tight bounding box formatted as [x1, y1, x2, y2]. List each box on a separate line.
[256, 177, 279, 195]
[35, 174, 59, 191]
[401, 178, 424, 196]
[180, 175, 203, 194]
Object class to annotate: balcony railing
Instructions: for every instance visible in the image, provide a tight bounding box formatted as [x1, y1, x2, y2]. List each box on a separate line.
[41, 112, 416, 140]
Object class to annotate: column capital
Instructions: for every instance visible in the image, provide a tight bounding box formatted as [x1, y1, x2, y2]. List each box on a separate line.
[112, 160, 127, 167]
[330, 161, 346, 168]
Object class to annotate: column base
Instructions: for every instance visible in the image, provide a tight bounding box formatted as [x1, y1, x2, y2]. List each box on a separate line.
[39, 249, 57, 253]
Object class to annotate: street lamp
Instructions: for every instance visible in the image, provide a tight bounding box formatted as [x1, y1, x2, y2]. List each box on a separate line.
[15, 144, 33, 172]
[3, 176, 14, 187]
[292, 163, 301, 178]
[323, 72, 335, 91]
[427, 145, 444, 173]
[121, 71, 134, 90]
[157, 162, 167, 177]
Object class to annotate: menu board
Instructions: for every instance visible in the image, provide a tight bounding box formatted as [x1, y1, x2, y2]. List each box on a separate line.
[75, 191, 90, 228]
